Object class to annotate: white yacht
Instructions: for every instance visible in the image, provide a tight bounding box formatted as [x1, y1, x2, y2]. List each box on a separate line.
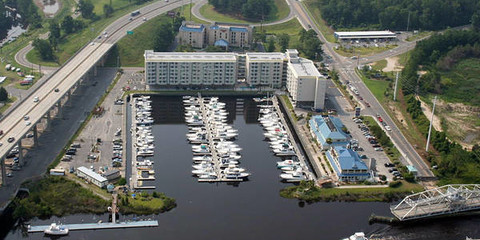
[277, 160, 299, 168]
[198, 172, 218, 179]
[280, 170, 307, 182]
[274, 148, 296, 156]
[342, 232, 368, 240]
[192, 162, 214, 170]
[224, 171, 250, 179]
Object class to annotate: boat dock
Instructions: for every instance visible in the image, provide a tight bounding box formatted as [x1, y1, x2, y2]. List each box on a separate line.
[130, 96, 156, 190]
[271, 97, 315, 181]
[28, 220, 159, 233]
[198, 96, 243, 182]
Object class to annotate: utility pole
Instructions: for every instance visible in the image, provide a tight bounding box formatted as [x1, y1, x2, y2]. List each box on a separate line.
[407, 12, 411, 32]
[190, 0, 192, 21]
[426, 96, 437, 152]
[394, 71, 399, 101]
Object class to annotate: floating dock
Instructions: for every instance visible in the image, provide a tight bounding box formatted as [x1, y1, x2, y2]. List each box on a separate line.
[28, 220, 159, 233]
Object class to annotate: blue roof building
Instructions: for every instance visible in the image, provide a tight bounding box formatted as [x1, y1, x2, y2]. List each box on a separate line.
[309, 115, 349, 150]
[326, 146, 370, 182]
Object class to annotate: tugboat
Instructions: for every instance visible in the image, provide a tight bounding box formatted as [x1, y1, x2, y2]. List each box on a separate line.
[44, 223, 69, 236]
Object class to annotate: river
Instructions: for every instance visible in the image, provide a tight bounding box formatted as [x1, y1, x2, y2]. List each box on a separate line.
[5, 96, 480, 240]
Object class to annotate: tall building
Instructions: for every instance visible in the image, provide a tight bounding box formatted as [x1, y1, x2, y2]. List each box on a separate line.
[144, 50, 326, 109]
[178, 22, 206, 48]
[286, 49, 326, 110]
[144, 50, 237, 87]
[245, 52, 285, 88]
[178, 21, 253, 49]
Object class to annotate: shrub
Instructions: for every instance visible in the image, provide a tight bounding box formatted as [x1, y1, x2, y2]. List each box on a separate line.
[388, 181, 402, 188]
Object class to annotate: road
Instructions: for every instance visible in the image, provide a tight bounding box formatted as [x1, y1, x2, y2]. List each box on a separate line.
[0, 0, 200, 206]
[286, 0, 434, 177]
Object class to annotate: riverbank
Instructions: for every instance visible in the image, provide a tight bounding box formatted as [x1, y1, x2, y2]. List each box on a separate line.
[280, 180, 423, 202]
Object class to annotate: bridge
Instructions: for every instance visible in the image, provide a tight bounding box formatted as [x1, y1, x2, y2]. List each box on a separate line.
[0, 0, 197, 187]
[391, 184, 480, 221]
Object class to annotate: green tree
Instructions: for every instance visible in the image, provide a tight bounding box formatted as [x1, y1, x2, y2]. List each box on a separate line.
[277, 33, 290, 52]
[0, 1, 11, 39]
[49, 22, 61, 39]
[61, 16, 75, 34]
[32, 38, 55, 61]
[0, 87, 8, 102]
[78, 0, 95, 19]
[153, 23, 174, 51]
[472, 10, 480, 31]
[266, 37, 275, 52]
[103, 4, 114, 18]
[205, 45, 224, 52]
[176, 44, 195, 52]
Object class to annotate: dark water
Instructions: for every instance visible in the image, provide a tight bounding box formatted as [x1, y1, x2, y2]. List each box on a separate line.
[5, 96, 480, 240]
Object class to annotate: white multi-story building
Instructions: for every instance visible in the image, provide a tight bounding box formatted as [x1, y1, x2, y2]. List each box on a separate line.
[145, 50, 238, 87]
[245, 52, 285, 88]
[285, 49, 326, 110]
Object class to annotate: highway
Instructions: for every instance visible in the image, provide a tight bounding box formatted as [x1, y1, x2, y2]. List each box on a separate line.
[287, 0, 434, 177]
[0, 0, 199, 171]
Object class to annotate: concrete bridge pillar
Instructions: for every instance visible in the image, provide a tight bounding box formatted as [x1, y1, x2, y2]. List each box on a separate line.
[17, 142, 23, 166]
[56, 101, 63, 119]
[94, 65, 98, 77]
[1, 157, 6, 186]
[33, 124, 38, 147]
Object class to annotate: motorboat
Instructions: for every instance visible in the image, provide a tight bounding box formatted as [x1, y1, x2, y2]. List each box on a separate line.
[342, 232, 368, 240]
[43, 223, 69, 236]
[193, 155, 213, 163]
[280, 171, 307, 182]
[192, 146, 211, 155]
[219, 161, 240, 168]
[192, 167, 215, 176]
[192, 162, 214, 170]
[277, 160, 299, 168]
[224, 171, 250, 179]
[274, 147, 296, 156]
[223, 166, 246, 173]
[198, 172, 218, 179]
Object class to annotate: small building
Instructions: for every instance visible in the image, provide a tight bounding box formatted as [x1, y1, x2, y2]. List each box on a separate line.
[178, 22, 206, 48]
[334, 31, 397, 42]
[102, 169, 121, 181]
[407, 165, 418, 176]
[326, 146, 370, 182]
[178, 21, 253, 49]
[309, 115, 349, 150]
[76, 166, 108, 188]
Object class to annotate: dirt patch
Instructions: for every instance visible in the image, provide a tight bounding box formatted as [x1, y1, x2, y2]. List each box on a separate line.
[418, 98, 442, 132]
[388, 104, 408, 128]
[33, 0, 61, 18]
[383, 57, 403, 72]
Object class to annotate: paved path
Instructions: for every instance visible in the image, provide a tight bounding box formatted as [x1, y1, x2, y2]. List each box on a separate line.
[191, 0, 295, 26]
[14, 32, 58, 74]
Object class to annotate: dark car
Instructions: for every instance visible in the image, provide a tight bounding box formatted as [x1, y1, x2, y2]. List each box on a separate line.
[54, 88, 60, 92]
[0, 130, 3, 135]
[7, 137, 15, 143]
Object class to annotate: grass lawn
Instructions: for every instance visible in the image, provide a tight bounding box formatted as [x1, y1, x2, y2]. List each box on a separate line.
[357, 69, 389, 103]
[199, 0, 290, 24]
[106, 13, 172, 67]
[406, 31, 432, 42]
[26, 49, 61, 67]
[263, 18, 302, 50]
[281, 180, 423, 202]
[302, 0, 336, 43]
[438, 58, 480, 106]
[181, 3, 209, 24]
[335, 45, 398, 57]
[371, 60, 387, 71]
[0, 97, 17, 114]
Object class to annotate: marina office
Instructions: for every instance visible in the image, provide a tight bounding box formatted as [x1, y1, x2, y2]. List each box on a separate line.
[144, 50, 327, 110]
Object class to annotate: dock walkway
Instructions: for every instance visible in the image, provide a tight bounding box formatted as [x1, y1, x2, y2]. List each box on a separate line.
[28, 220, 158, 233]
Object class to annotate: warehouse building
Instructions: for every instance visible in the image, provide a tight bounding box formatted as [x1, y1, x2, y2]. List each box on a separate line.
[76, 166, 108, 188]
[334, 31, 397, 42]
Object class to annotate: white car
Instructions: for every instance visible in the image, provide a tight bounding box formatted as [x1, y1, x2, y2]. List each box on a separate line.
[385, 126, 391, 131]
[33, 96, 39, 102]
[25, 121, 31, 126]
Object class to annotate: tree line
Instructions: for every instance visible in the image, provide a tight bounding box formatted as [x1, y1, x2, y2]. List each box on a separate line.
[0, 0, 42, 39]
[208, 0, 273, 20]
[313, 0, 479, 30]
[400, 29, 480, 183]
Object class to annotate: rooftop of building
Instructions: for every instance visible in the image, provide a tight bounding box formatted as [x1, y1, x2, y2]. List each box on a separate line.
[334, 31, 396, 36]
[77, 166, 108, 182]
[310, 115, 349, 142]
[330, 146, 369, 171]
[289, 57, 321, 77]
[102, 169, 120, 177]
[180, 23, 205, 32]
[145, 50, 237, 62]
[245, 52, 285, 61]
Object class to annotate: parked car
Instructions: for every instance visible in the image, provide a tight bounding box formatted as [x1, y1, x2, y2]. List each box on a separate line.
[7, 137, 15, 143]
[374, 147, 383, 151]
[385, 125, 392, 131]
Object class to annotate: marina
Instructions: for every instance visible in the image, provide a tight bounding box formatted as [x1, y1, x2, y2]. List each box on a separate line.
[255, 97, 314, 182]
[130, 96, 156, 189]
[183, 95, 250, 182]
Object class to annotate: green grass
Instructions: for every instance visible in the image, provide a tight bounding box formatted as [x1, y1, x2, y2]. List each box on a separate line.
[357, 69, 389, 103]
[363, 116, 402, 162]
[199, 0, 290, 24]
[0, 97, 17, 114]
[280, 180, 423, 202]
[406, 31, 432, 42]
[13, 176, 110, 220]
[437, 58, 480, 106]
[181, 3, 209, 24]
[397, 50, 411, 67]
[108, 14, 172, 67]
[302, 0, 336, 43]
[118, 191, 176, 215]
[263, 18, 302, 49]
[26, 50, 61, 67]
[335, 45, 398, 57]
[371, 60, 387, 71]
